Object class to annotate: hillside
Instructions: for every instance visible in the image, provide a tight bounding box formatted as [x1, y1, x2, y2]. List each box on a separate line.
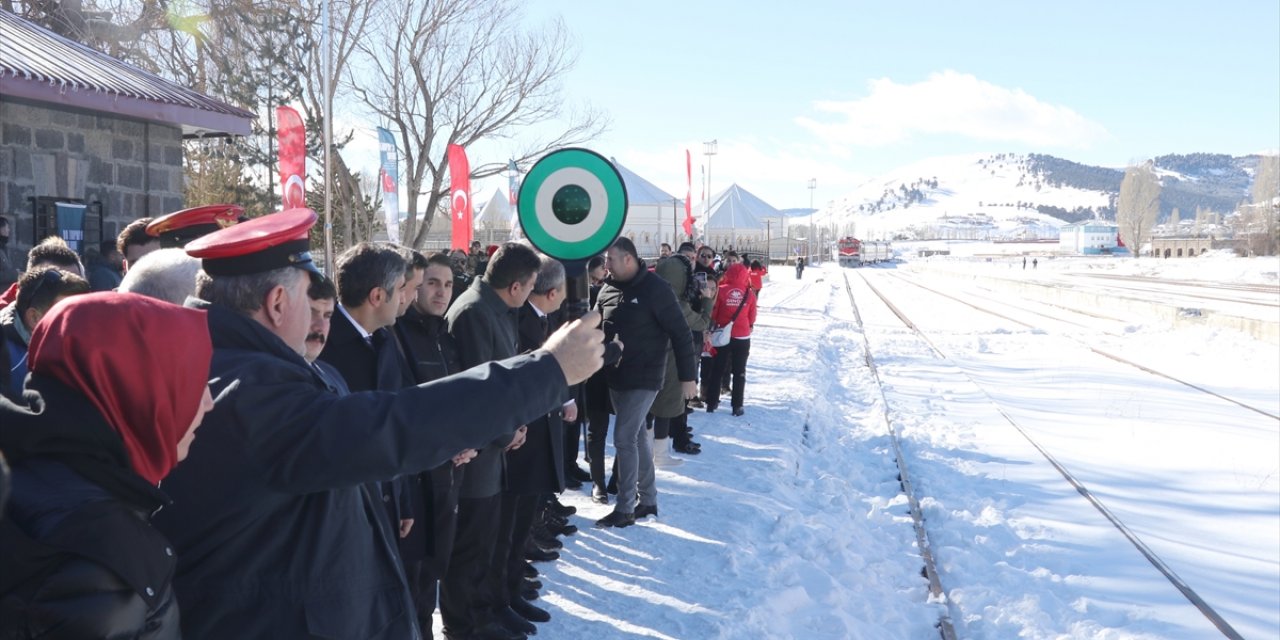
[809, 152, 1262, 241]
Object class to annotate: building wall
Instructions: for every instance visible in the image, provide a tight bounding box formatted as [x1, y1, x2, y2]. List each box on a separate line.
[1151, 237, 1216, 258]
[0, 97, 184, 260]
[1060, 223, 1119, 254]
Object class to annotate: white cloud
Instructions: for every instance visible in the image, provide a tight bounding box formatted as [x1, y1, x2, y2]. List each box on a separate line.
[795, 70, 1109, 149]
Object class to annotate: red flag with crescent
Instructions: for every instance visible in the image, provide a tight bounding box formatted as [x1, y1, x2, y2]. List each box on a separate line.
[276, 106, 306, 210]
[447, 143, 472, 250]
[683, 149, 695, 237]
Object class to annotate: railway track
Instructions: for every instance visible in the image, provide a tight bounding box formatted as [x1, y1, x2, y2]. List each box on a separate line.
[885, 270, 1279, 421]
[837, 273, 957, 640]
[1057, 272, 1280, 309]
[846, 269, 1251, 640]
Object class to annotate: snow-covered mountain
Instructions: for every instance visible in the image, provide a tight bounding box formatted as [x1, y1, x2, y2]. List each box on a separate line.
[807, 152, 1261, 241]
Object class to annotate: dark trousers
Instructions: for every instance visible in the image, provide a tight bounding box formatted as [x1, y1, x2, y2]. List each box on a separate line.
[563, 418, 584, 471]
[440, 494, 502, 634]
[653, 415, 671, 440]
[504, 494, 541, 600]
[710, 338, 751, 409]
[699, 354, 716, 403]
[669, 412, 693, 447]
[587, 407, 611, 493]
[486, 491, 538, 612]
[406, 481, 461, 636]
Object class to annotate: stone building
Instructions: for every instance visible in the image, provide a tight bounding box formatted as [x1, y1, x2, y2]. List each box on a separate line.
[0, 9, 252, 263]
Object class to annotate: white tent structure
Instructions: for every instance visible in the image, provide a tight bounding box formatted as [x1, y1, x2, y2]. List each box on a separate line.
[473, 188, 516, 243]
[612, 159, 688, 257]
[701, 183, 780, 251]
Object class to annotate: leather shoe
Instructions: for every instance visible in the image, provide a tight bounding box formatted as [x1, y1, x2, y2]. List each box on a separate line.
[532, 530, 563, 550]
[472, 620, 526, 640]
[705, 403, 718, 413]
[523, 563, 538, 579]
[732, 406, 745, 417]
[546, 520, 578, 536]
[591, 489, 609, 504]
[512, 598, 551, 623]
[673, 441, 701, 455]
[595, 510, 635, 528]
[524, 578, 543, 590]
[546, 499, 576, 518]
[635, 503, 658, 519]
[497, 606, 537, 635]
[521, 585, 539, 601]
[525, 545, 559, 562]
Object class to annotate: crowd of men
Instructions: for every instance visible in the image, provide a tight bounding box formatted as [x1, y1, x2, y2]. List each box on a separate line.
[0, 208, 763, 640]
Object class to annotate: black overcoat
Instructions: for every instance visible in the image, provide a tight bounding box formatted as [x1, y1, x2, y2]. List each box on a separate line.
[151, 299, 567, 639]
[444, 278, 521, 499]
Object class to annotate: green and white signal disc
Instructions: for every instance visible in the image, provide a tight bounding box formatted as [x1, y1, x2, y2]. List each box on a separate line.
[518, 148, 628, 261]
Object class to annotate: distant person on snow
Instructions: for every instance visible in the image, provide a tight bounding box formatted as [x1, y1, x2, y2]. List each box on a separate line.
[796, 256, 805, 280]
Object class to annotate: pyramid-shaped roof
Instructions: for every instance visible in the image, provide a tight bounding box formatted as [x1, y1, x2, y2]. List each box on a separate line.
[475, 187, 513, 229]
[703, 184, 778, 230]
[610, 158, 677, 205]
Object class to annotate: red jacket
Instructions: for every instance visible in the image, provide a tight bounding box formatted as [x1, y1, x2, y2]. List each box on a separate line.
[747, 266, 765, 292]
[713, 263, 757, 339]
[0, 282, 17, 311]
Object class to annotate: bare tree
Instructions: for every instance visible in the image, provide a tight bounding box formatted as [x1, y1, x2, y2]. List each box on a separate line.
[352, 0, 606, 248]
[1117, 161, 1161, 256]
[1245, 154, 1279, 255]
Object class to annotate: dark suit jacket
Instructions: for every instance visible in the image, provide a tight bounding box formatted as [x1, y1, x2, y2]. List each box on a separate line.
[318, 309, 416, 526]
[505, 302, 565, 495]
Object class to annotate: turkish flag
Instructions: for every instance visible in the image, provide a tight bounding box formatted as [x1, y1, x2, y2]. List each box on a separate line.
[683, 149, 695, 237]
[277, 106, 306, 210]
[447, 143, 472, 250]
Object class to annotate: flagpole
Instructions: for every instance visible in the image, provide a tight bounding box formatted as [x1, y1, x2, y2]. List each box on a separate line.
[322, 0, 335, 271]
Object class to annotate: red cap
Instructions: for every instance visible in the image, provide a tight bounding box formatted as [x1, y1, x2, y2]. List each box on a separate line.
[185, 208, 322, 278]
[146, 204, 246, 248]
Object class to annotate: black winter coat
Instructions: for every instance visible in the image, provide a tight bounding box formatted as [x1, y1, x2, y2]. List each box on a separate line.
[444, 278, 521, 499]
[0, 380, 180, 640]
[394, 307, 466, 572]
[596, 267, 697, 391]
[151, 299, 567, 639]
[505, 303, 565, 495]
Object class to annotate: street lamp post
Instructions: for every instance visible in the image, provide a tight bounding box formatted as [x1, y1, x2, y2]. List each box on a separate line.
[704, 139, 717, 246]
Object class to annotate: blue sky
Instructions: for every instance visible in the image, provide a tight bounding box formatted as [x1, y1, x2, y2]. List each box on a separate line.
[468, 0, 1278, 210]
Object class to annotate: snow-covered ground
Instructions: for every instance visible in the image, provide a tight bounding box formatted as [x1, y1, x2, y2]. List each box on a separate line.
[435, 255, 1279, 639]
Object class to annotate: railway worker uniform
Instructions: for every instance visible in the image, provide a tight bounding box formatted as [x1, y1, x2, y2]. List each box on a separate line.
[152, 209, 574, 640]
[144, 203, 247, 248]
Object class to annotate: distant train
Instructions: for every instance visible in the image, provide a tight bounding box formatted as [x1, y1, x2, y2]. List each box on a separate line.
[833, 237, 891, 267]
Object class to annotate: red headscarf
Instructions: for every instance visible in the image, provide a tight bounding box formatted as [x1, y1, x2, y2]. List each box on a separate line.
[27, 292, 212, 485]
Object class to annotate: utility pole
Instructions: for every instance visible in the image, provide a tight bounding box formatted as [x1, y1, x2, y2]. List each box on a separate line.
[765, 219, 772, 263]
[321, 0, 334, 272]
[807, 178, 816, 264]
[704, 139, 718, 245]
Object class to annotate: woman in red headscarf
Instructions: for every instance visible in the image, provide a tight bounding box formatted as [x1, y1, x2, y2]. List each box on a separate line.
[0, 292, 215, 639]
